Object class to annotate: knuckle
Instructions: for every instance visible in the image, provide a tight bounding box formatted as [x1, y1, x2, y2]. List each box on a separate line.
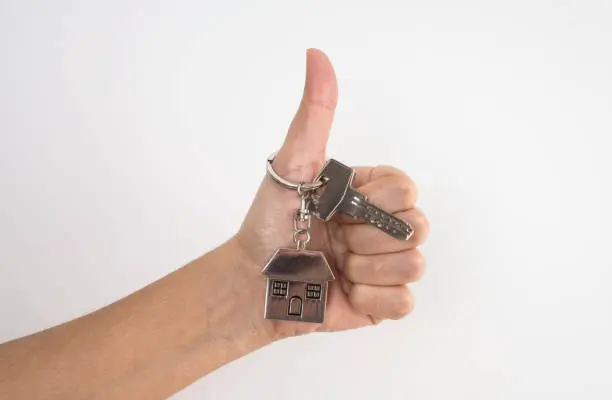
[419, 214, 430, 239]
[303, 96, 337, 112]
[392, 290, 414, 319]
[398, 175, 418, 206]
[379, 165, 407, 177]
[346, 255, 387, 284]
[369, 258, 386, 278]
[398, 251, 426, 283]
[348, 284, 367, 308]
[408, 209, 430, 244]
[344, 254, 360, 282]
[409, 251, 427, 282]
[369, 165, 407, 183]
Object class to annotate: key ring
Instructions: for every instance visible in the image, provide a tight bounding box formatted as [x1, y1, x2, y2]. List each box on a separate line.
[266, 152, 325, 192]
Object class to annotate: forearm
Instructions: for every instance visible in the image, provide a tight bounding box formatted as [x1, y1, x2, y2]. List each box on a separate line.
[0, 239, 273, 400]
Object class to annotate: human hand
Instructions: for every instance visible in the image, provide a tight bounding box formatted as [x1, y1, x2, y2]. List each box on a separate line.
[0, 48, 428, 400]
[234, 49, 429, 339]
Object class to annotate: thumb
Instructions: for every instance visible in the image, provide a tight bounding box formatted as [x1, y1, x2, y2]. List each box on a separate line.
[273, 48, 338, 182]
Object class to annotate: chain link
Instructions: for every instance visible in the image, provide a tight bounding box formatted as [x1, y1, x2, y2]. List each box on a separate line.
[293, 185, 314, 250]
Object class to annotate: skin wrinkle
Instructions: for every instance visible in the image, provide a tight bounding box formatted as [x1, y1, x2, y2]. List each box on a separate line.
[345, 248, 425, 285]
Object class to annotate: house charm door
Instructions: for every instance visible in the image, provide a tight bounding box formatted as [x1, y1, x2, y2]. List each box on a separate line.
[288, 296, 302, 316]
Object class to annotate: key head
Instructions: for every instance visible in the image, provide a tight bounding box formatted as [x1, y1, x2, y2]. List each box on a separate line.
[314, 159, 356, 221]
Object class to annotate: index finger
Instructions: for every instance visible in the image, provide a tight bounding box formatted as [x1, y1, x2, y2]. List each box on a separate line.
[351, 165, 408, 188]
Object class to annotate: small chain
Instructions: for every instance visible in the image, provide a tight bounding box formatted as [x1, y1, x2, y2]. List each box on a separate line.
[293, 184, 313, 250]
[265, 156, 327, 250]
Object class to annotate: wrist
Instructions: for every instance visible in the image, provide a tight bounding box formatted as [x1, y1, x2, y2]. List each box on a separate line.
[226, 237, 300, 343]
[219, 238, 281, 344]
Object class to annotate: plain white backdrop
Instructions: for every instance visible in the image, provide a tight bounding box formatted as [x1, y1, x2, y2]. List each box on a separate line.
[1, 1, 611, 399]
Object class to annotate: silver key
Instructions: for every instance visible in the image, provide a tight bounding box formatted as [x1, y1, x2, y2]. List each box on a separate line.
[313, 159, 414, 241]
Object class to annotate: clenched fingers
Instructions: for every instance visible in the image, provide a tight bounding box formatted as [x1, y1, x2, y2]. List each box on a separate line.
[344, 249, 425, 285]
[349, 284, 414, 320]
[351, 165, 409, 188]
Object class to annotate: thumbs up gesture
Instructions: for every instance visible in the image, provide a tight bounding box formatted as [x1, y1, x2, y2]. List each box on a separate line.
[235, 49, 429, 338]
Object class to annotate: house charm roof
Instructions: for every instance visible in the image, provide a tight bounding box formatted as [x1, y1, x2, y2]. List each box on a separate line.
[262, 248, 335, 281]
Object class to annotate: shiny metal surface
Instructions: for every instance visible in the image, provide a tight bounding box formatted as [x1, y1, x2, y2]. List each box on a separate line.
[313, 159, 356, 220]
[293, 190, 314, 250]
[262, 248, 334, 323]
[266, 153, 325, 191]
[342, 189, 414, 241]
[314, 159, 414, 240]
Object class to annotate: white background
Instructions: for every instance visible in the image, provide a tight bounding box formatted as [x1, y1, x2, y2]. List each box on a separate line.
[1, 1, 611, 399]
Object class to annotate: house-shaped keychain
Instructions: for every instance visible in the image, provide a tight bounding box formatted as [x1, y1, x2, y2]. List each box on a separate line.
[262, 248, 335, 323]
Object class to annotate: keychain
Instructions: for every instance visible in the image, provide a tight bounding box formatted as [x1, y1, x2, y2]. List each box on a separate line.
[262, 154, 414, 323]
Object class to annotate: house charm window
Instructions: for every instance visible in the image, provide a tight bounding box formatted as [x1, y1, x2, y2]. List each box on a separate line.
[305, 284, 322, 300]
[271, 280, 288, 297]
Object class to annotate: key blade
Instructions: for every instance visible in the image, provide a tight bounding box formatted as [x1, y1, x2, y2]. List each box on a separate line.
[341, 188, 414, 241]
[339, 188, 368, 218]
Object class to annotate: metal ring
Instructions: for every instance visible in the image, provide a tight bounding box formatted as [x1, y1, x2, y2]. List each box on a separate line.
[293, 214, 312, 232]
[266, 152, 324, 192]
[293, 231, 311, 250]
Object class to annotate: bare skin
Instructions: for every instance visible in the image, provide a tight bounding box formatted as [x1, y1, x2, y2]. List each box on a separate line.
[0, 49, 429, 399]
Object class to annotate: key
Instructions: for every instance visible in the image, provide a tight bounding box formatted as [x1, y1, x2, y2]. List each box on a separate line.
[313, 159, 414, 241]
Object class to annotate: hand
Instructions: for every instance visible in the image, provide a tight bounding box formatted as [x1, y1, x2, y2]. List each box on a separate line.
[0, 48, 429, 400]
[234, 49, 429, 339]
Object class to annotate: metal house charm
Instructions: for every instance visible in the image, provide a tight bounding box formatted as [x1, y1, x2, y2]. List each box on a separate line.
[262, 248, 335, 323]
[262, 153, 414, 324]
